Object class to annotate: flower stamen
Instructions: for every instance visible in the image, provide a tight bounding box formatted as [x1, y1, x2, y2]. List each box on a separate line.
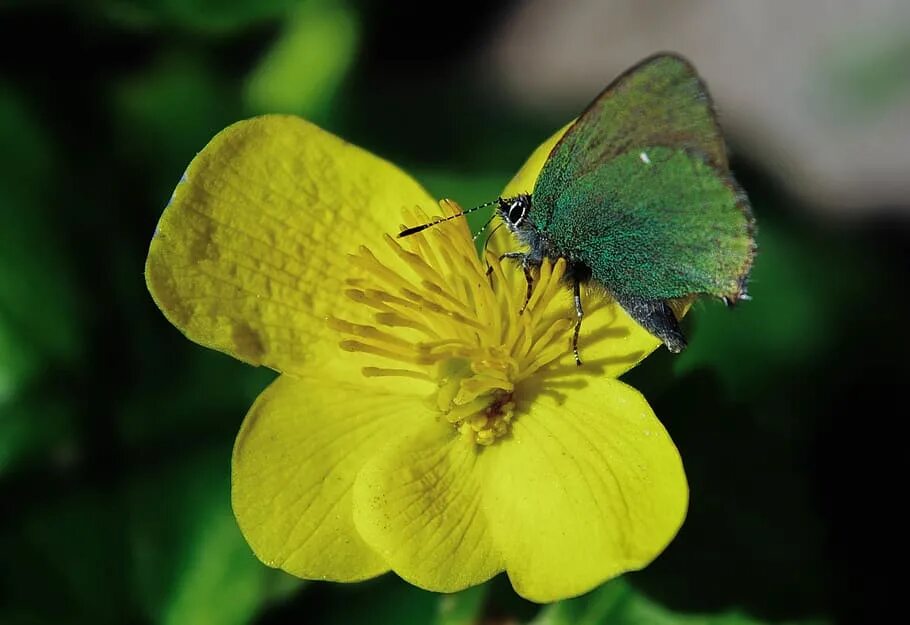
[330, 200, 575, 445]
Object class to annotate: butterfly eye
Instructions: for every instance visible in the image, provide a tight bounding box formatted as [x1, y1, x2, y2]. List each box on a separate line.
[507, 200, 527, 225]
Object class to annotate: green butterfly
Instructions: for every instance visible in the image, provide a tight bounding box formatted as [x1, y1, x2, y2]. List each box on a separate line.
[403, 52, 756, 364]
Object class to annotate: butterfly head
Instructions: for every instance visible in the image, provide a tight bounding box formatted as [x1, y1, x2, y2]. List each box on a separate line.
[497, 194, 532, 233]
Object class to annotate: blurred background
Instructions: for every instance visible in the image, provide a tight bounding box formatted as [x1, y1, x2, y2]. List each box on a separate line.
[1, 1, 907, 623]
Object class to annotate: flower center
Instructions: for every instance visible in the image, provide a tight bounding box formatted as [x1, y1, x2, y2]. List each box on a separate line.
[329, 200, 574, 445]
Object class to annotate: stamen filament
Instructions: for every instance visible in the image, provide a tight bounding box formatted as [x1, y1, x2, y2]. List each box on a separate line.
[330, 200, 581, 446]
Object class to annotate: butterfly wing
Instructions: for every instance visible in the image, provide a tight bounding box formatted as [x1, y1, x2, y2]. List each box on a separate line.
[532, 52, 754, 303]
[532, 53, 731, 231]
[547, 146, 754, 302]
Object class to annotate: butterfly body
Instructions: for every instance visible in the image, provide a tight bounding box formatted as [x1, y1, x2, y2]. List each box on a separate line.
[401, 52, 755, 359]
[496, 53, 755, 356]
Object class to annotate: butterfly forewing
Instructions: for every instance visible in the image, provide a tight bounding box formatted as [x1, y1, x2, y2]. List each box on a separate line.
[531, 52, 754, 304]
[532, 53, 730, 231]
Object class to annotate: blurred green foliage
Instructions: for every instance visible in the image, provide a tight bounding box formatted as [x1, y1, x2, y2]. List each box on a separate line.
[816, 26, 910, 118]
[100, 0, 304, 33]
[531, 578, 826, 625]
[244, 0, 359, 121]
[0, 89, 82, 404]
[128, 448, 301, 625]
[1, 1, 906, 624]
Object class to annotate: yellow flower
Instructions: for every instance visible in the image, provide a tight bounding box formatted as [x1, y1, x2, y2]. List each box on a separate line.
[145, 115, 687, 602]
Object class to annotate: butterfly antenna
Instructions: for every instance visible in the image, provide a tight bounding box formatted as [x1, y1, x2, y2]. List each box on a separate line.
[472, 213, 497, 242]
[482, 223, 504, 279]
[482, 223, 503, 255]
[398, 198, 500, 238]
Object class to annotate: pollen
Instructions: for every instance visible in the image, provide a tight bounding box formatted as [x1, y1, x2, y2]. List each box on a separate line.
[329, 200, 574, 445]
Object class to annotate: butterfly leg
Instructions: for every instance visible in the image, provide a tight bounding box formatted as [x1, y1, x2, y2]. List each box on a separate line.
[495, 252, 535, 314]
[518, 259, 534, 315]
[572, 279, 584, 366]
[486, 251, 525, 276]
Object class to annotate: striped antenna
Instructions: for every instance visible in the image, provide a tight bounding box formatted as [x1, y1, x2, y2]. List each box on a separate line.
[472, 213, 497, 242]
[397, 198, 500, 238]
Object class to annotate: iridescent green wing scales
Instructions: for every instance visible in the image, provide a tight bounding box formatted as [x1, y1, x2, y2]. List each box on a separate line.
[532, 53, 729, 231]
[531, 52, 754, 303]
[547, 146, 753, 301]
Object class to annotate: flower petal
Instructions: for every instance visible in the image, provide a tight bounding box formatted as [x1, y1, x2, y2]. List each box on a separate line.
[482, 376, 687, 602]
[550, 286, 664, 377]
[352, 422, 503, 593]
[501, 122, 573, 199]
[499, 124, 678, 377]
[146, 115, 434, 373]
[232, 372, 425, 581]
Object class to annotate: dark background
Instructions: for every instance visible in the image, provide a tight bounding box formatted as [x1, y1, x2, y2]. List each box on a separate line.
[1, 1, 907, 624]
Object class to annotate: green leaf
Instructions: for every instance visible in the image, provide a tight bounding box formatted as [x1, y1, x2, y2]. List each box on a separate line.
[435, 584, 490, 625]
[129, 446, 300, 625]
[0, 489, 132, 624]
[307, 576, 439, 625]
[0, 397, 76, 476]
[112, 51, 237, 195]
[0, 87, 82, 403]
[99, 0, 300, 33]
[118, 347, 273, 449]
[244, 0, 359, 122]
[532, 579, 829, 625]
[531, 579, 627, 625]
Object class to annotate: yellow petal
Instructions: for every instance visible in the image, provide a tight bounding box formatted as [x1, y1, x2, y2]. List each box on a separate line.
[231, 373, 425, 581]
[497, 123, 677, 377]
[502, 121, 572, 199]
[552, 286, 662, 376]
[146, 115, 434, 373]
[482, 376, 687, 602]
[352, 421, 503, 593]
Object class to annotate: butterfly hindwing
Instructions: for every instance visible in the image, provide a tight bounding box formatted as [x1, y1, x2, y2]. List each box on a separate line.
[546, 146, 754, 301]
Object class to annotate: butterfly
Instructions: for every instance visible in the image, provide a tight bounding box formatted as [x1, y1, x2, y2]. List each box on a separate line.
[400, 52, 756, 365]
